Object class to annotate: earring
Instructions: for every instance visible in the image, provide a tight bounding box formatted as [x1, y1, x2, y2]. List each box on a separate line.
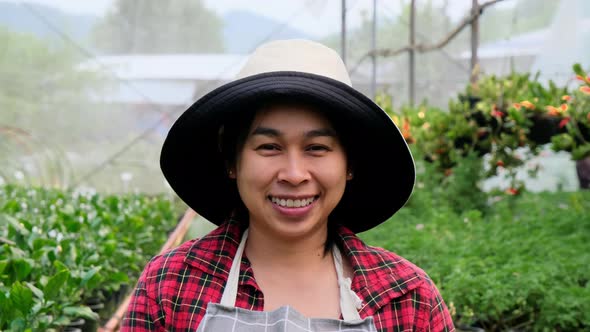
[228, 170, 233, 176]
[347, 171, 353, 179]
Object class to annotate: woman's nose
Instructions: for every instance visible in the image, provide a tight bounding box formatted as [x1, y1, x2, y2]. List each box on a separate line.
[277, 153, 311, 185]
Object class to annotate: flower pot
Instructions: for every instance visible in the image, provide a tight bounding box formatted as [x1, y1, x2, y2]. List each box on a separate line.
[574, 122, 590, 144]
[113, 283, 130, 304]
[576, 156, 590, 189]
[528, 114, 560, 144]
[63, 318, 85, 332]
[456, 325, 485, 332]
[459, 95, 482, 110]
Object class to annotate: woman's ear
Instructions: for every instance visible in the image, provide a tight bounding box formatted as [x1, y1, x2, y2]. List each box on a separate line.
[228, 167, 237, 179]
[346, 170, 353, 181]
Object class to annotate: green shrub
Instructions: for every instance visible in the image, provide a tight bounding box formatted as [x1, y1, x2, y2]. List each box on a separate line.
[0, 185, 178, 331]
[361, 181, 590, 331]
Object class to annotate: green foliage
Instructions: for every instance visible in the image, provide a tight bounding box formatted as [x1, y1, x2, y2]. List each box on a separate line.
[0, 185, 178, 330]
[361, 171, 590, 331]
[379, 66, 590, 195]
[92, 0, 225, 53]
[556, 64, 590, 160]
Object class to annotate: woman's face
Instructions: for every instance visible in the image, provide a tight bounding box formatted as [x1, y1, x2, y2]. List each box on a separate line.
[232, 104, 350, 240]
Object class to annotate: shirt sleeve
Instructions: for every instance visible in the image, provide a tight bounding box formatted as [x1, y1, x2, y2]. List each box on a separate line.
[427, 281, 455, 332]
[120, 259, 165, 332]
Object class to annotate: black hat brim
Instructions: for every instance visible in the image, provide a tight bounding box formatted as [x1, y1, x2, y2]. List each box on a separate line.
[160, 71, 415, 233]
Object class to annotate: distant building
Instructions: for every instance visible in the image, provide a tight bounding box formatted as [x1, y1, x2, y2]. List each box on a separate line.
[78, 54, 249, 106]
[78, 54, 249, 137]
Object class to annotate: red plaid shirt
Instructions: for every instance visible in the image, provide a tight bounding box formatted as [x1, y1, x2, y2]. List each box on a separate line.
[122, 219, 454, 331]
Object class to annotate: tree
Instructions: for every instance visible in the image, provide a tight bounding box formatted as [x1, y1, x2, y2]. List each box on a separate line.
[92, 0, 225, 54]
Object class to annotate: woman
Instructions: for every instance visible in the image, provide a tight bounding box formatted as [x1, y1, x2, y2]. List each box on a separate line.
[121, 39, 454, 331]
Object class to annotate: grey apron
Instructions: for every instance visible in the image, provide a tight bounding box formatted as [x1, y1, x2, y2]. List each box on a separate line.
[196, 229, 377, 332]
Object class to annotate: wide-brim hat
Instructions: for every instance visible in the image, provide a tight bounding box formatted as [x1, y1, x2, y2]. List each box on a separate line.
[160, 39, 415, 233]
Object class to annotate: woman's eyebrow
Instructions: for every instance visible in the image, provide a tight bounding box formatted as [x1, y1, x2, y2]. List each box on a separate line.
[250, 127, 337, 138]
[251, 126, 281, 137]
[305, 128, 337, 138]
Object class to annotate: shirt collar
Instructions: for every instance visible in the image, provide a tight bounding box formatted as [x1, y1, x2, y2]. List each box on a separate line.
[335, 225, 424, 316]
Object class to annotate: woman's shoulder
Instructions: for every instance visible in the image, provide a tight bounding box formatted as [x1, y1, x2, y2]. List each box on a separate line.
[142, 239, 199, 275]
[338, 227, 439, 301]
[338, 227, 428, 282]
[141, 221, 241, 282]
[360, 244, 442, 296]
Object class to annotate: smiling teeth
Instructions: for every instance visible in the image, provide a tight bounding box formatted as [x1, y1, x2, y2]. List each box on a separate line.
[270, 197, 315, 208]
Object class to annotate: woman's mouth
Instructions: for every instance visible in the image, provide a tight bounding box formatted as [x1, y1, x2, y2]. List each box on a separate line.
[268, 195, 318, 208]
[267, 195, 319, 218]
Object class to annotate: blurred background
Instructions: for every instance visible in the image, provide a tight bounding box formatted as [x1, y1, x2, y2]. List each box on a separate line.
[2, 1, 590, 331]
[2, 0, 587, 194]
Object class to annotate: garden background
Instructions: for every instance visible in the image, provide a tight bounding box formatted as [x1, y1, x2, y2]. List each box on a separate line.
[1, 0, 589, 331]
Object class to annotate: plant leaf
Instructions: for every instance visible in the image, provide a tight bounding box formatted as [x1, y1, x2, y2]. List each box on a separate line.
[44, 269, 69, 300]
[573, 63, 585, 77]
[10, 282, 34, 316]
[11, 259, 34, 282]
[24, 282, 44, 300]
[63, 305, 99, 321]
[80, 266, 102, 291]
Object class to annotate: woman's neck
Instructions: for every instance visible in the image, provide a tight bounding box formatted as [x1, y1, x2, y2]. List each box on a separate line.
[244, 223, 331, 272]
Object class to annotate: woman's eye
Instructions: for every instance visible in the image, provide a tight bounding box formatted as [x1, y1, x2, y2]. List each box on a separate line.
[257, 144, 279, 151]
[307, 145, 330, 152]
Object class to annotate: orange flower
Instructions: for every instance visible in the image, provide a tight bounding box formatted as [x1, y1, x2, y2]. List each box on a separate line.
[560, 103, 569, 112]
[576, 75, 585, 82]
[496, 160, 505, 167]
[520, 100, 535, 110]
[513, 103, 522, 110]
[546, 105, 560, 116]
[580, 86, 590, 95]
[559, 117, 571, 129]
[561, 95, 571, 102]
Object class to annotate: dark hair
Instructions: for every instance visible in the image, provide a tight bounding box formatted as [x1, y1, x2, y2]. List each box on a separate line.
[218, 97, 350, 255]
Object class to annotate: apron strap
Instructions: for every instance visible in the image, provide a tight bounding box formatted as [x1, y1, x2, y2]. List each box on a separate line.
[219, 229, 248, 306]
[220, 228, 363, 321]
[333, 245, 363, 320]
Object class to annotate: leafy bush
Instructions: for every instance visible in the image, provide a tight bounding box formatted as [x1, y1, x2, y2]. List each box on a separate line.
[361, 163, 590, 331]
[381, 64, 590, 193]
[0, 185, 178, 331]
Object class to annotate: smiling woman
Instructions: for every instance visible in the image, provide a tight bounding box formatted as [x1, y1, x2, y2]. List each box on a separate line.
[121, 39, 454, 331]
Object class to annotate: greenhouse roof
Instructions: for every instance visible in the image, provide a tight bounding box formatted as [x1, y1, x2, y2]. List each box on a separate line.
[459, 29, 548, 59]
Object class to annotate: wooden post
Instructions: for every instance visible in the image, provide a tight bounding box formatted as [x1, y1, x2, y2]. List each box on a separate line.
[341, 0, 347, 65]
[370, 0, 377, 99]
[470, 0, 480, 84]
[408, 0, 416, 106]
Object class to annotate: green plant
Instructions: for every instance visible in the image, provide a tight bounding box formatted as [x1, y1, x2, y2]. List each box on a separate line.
[0, 185, 179, 330]
[549, 64, 590, 160]
[377, 65, 590, 193]
[361, 182, 590, 331]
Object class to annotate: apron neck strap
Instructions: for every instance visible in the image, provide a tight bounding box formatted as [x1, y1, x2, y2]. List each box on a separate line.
[219, 228, 248, 306]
